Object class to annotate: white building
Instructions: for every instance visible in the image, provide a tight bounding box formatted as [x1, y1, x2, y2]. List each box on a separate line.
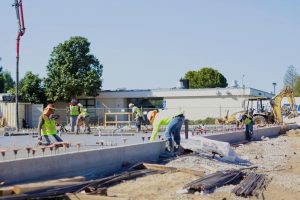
[95, 87, 273, 121]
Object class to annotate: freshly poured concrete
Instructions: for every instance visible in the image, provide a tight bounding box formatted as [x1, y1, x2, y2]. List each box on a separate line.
[0, 141, 165, 185]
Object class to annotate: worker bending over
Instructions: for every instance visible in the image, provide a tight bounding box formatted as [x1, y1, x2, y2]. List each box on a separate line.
[236, 113, 254, 142]
[129, 103, 145, 133]
[38, 104, 63, 146]
[147, 109, 185, 153]
[76, 103, 91, 134]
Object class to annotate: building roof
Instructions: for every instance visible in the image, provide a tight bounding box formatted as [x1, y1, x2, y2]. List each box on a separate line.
[97, 87, 273, 99]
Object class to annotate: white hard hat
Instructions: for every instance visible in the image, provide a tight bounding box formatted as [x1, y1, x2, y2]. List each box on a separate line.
[77, 103, 83, 107]
[128, 103, 134, 108]
[236, 113, 242, 121]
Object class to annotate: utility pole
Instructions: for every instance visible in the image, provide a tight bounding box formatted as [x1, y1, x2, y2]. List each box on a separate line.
[13, 0, 26, 131]
[272, 82, 277, 95]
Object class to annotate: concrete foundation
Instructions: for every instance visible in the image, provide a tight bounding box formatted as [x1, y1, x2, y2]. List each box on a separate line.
[204, 124, 299, 144]
[0, 141, 165, 185]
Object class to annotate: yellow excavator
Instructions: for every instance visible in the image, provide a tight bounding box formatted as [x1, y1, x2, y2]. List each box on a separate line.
[271, 85, 298, 124]
[215, 85, 298, 125]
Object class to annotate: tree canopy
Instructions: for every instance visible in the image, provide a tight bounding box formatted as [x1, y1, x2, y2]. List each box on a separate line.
[10, 71, 46, 104]
[284, 65, 298, 90]
[0, 58, 15, 93]
[44, 36, 103, 102]
[184, 67, 228, 88]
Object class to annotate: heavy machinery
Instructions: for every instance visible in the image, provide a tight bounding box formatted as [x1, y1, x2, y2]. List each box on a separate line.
[215, 85, 298, 125]
[271, 85, 298, 124]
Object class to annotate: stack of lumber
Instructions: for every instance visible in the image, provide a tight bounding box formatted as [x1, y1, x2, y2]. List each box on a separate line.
[232, 172, 271, 197]
[183, 170, 244, 193]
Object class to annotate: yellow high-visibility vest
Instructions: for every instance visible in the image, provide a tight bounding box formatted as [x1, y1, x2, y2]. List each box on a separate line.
[41, 115, 57, 135]
[70, 105, 79, 116]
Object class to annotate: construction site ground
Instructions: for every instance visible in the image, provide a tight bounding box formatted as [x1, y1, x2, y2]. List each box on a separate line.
[88, 130, 300, 200]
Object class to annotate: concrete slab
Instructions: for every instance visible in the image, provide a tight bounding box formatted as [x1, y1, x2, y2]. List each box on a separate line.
[203, 124, 298, 144]
[0, 141, 165, 185]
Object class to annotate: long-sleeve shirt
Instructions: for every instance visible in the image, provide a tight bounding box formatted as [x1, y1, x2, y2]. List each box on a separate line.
[132, 106, 143, 119]
[150, 109, 184, 142]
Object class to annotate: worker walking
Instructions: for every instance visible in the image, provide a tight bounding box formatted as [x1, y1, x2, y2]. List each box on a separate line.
[147, 109, 185, 154]
[38, 104, 63, 146]
[67, 99, 80, 132]
[129, 103, 145, 133]
[236, 113, 254, 142]
[76, 103, 91, 134]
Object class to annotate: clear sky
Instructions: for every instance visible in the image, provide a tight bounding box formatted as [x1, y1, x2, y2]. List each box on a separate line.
[0, 0, 299, 93]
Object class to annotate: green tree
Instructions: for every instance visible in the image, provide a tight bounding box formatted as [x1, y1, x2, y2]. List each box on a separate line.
[184, 67, 228, 88]
[14, 71, 46, 104]
[293, 76, 300, 97]
[0, 57, 15, 93]
[2, 71, 15, 92]
[284, 65, 298, 90]
[44, 36, 103, 102]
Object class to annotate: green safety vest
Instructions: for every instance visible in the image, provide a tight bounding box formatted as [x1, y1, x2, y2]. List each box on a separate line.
[70, 105, 79, 116]
[133, 106, 143, 118]
[80, 108, 89, 118]
[41, 115, 57, 136]
[244, 114, 252, 125]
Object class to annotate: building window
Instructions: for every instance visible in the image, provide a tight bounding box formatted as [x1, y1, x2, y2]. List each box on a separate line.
[78, 99, 95, 108]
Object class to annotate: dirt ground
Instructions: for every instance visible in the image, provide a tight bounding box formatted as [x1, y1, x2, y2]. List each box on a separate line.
[78, 130, 300, 200]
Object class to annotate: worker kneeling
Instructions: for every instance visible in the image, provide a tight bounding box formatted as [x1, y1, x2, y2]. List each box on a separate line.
[38, 104, 63, 146]
[147, 109, 185, 154]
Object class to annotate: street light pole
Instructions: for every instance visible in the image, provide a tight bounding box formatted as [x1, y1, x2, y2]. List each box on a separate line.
[272, 82, 277, 95]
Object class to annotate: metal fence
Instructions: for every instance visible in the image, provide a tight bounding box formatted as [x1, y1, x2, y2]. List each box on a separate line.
[54, 107, 157, 126]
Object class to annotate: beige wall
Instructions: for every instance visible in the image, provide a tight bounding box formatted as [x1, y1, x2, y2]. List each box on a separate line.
[165, 96, 247, 120]
[0, 102, 26, 128]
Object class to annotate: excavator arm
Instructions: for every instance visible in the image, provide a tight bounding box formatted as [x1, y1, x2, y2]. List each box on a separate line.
[271, 85, 298, 124]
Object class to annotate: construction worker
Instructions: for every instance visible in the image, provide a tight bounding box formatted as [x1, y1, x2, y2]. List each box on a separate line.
[129, 103, 144, 133]
[236, 113, 254, 142]
[147, 109, 185, 153]
[38, 104, 63, 146]
[76, 103, 91, 134]
[67, 99, 80, 132]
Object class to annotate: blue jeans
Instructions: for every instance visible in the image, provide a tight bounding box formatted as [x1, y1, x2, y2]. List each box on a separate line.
[165, 116, 185, 145]
[42, 134, 63, 146]
[245, 121, 254, 141]
[70, 116, 78, 132]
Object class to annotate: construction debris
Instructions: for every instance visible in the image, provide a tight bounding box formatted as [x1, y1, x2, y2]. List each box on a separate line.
[183, 170, 244, 193]
[232, 172, 271, 197]
[132, 162, 205, 176]
[0, 169, 162, 199]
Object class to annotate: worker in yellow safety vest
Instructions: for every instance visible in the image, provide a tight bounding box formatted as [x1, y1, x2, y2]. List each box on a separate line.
[129, 103, 145, 133]
[67, 99, 80, 132]
[147, 109, 185, 154]
[76, 103, 91, 134]
[236, 113, 254, 142]
[38, 104, 63, 146]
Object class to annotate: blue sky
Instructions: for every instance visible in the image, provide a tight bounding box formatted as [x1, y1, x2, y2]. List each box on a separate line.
[0, 0, 299, 93]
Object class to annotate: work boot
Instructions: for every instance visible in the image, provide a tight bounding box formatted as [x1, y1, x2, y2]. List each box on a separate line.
[174, 144, 185, 156]
[165, 140, 174, 153]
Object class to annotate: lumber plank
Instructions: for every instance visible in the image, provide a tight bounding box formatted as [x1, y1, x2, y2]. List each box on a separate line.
[67, 193, 127, 200]
[13, 181, 83, 194]
[142, 163, 204, 176]
[0, 186, 14, 196]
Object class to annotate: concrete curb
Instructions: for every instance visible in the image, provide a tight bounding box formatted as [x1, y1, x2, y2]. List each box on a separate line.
[0, 141, 165, 185]
[204, 124, 299, 144]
